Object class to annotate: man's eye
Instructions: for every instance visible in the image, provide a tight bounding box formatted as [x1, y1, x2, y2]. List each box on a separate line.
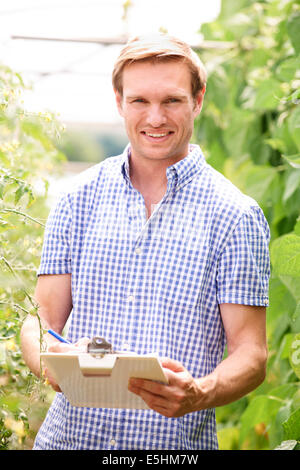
[166, 98, 180, 103]
[133, 99, 145, 103]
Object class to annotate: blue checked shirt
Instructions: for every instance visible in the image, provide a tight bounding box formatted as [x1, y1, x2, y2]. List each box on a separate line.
[33, 144, 270, 450]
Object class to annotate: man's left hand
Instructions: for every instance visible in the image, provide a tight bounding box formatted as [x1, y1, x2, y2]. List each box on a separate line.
[128, 357, 202, 417]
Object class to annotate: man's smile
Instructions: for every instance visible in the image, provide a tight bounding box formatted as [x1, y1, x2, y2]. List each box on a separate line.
[141, 130, 174, 141]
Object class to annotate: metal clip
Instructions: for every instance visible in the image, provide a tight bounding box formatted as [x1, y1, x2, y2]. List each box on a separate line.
[87, 337, 114, 357]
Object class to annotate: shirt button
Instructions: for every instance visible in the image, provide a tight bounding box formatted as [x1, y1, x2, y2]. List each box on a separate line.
[135, 247, 141, 254]
[110, 439, 116, 446]
[127, 295, 134, 302]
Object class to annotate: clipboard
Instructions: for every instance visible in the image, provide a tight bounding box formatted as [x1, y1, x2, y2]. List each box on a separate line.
[41, 350, 168, 409]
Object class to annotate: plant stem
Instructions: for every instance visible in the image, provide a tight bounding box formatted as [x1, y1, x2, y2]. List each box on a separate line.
[0, 208, 45, 227]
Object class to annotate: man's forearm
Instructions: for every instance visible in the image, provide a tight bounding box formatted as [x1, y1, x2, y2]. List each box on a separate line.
[21, 273, 73, 378]
[128, 344, 267, 418]
[21, 312, 63, 378]
[195, 343, 268, 410]
[20, 314, 46, 378]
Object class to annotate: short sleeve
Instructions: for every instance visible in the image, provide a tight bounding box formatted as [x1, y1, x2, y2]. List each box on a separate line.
[37, 194, 72, 275]
[216, 205, 270, 306]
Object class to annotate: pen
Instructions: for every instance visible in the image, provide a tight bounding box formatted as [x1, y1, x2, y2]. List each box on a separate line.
[47, 329, 72, 344]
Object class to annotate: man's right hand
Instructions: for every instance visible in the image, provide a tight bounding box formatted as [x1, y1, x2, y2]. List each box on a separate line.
[43, 337, 91, 392]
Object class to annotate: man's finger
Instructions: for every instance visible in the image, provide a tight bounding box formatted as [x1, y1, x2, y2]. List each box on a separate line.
[74, 337, 90, 350]
[47, 342, 75, 353]
[160, 357, 186, 373]
[129, 377, 166, 397]
[129, 381, 171, 414]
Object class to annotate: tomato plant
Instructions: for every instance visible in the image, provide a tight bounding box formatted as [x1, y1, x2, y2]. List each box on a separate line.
[0, 64, 65, 449]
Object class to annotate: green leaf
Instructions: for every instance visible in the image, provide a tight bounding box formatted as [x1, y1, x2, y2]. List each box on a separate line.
[282, 407, 300, 440]
[267, 278, 296, 337]
[265, 137, 286, 154]
[294, 218, 300, 236]
[269, 384, 300, 401]
[240, 395, 283, 443]
[280, 333, 295, 359]
[283, 170, 300, 201]
[289, 89, 300, 106]
[206, 67, 229, 110]
[13, 182, 35, 207]
[222, 108, 254, 159]
[276, 57, 300, 82]
[272, 117, 299, 156]
[252, 79, 285, 111]
[291, 389, 300, 412]
[274, 439, 298, 450]
[279, 275, 300, 303]
[271, 234, 300, 278]
[219, 0, 249, 21]
[287, 12, 300, 54]
[217, 426, 239, 450]
[0, 216, 15, 232]
[244, 165, 277, 203]
[289, 333, 300, 378]
[288, 107, 300, 152]
[21, 119, 54, 151]
[0, 181, 5, 199]
[14, 184, 25, 205]
[292, 302, 300, 322]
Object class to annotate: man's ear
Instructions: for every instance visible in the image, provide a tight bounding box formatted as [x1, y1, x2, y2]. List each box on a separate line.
[193, 86, 206, 116]
[114, 89, 124, 117]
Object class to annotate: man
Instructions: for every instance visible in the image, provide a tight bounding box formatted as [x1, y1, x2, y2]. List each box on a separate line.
[21, 33, 270, 450]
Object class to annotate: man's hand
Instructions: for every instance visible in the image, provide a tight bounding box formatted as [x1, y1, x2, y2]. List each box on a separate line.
[128, 305, 268, 418]
[43, 337, 90, 392]
[128, 357, 203, 418]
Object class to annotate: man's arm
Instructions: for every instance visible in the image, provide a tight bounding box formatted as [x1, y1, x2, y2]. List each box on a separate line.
[206, 303, 268, 406]
[128, 304, 268, 417]
[20, 274, 73, 381]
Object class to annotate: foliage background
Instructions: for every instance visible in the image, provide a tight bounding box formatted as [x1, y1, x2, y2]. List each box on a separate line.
[0, 0, 300, 450]
[194, 0, 300, 450]
[0, 66, 65, 449]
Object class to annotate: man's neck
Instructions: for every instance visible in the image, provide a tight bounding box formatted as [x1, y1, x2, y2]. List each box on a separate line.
[129, 157, 169, 219]
[130, 159, 167, 191]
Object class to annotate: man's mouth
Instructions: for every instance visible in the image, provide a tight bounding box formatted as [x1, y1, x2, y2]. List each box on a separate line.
[141, 131, 173, 139]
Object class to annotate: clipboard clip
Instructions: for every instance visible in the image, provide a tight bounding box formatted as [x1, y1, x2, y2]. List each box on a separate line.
[81, 337, 119, 376]
[87, 337, 115, 357]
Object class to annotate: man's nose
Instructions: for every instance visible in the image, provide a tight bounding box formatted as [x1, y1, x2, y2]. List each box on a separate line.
[146, 105, 167, 127]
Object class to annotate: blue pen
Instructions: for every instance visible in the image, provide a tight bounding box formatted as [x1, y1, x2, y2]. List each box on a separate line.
[47, 329, 72, 344]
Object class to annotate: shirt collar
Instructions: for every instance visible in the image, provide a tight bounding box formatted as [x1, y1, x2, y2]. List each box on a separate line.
[120, 143, 206, 189]
[120, 143, 131, 184]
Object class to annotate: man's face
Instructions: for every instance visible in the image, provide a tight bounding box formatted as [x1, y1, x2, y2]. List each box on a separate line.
[115, 60, 204, 166]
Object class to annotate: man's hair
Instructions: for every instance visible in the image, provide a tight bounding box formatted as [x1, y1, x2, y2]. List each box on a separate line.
[112, 33, 207, 99]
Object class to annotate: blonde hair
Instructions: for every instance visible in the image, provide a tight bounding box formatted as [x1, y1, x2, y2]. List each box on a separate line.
[112, 33, 207, 99]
